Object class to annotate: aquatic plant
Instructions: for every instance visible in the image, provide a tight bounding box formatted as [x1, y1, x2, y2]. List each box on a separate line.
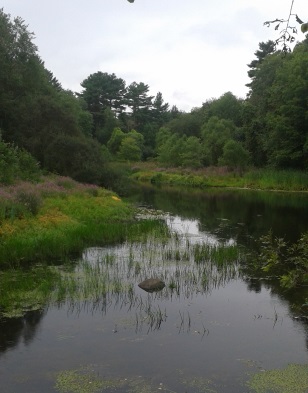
[247, 363, 308, 393]
[55, 368, 122, 393]
[55, 367, 173, 393]
[255, 230, 308, 288]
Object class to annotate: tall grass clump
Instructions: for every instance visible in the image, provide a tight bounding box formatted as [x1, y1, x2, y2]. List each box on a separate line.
[131, 163, 308, 191]
[243, 169, 308, 191]
[193, 242, 241, 265]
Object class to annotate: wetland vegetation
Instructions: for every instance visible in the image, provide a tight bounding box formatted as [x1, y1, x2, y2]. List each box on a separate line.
[1, 7, 308, 392]
[1, 182, 308, 392]
[130, 163, 308, 192]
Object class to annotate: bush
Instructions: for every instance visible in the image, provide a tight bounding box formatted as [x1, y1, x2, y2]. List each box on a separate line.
[15, 187, 42, 216]
[44, 135, 105, 184]
[0, 135, 41, 184]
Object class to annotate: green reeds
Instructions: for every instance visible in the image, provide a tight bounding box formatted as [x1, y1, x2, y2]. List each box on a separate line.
[244, 168, 308, 191]
[131, 166, 308, 191]
[0, 209, 243, 322]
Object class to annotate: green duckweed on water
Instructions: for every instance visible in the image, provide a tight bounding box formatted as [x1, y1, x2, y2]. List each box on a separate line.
[55, 368, 169, 393]
[181, 376, 218, 393]
[247, 364, 308, 393]
[55, 368, 122, 393]
[54, 365, 222, 393]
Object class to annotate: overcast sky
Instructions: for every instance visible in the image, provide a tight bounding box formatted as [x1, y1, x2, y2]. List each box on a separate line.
[2, 0, 306, 111]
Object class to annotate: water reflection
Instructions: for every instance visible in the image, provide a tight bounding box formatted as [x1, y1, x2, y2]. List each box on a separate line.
[128, 183, 308, 244]
[0, 309, 45, 355]
[1, 185, 308, 393]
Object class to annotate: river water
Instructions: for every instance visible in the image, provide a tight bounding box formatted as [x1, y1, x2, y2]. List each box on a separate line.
[1, 184, 308, 393]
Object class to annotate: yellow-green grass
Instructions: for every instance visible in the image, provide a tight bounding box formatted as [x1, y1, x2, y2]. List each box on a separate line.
[0, 177, 162, 266]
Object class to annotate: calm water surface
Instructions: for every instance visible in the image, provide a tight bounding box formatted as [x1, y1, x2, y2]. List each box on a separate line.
[1, 185, 308, 392]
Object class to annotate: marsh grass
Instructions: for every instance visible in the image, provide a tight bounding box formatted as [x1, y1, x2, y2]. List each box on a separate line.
[44, 229, 242, 328]
[0, 215, 242, 323]
[0, 176, 169, 266]
[245, 169, 308, 191]
[131, 165, 308, 191]
[0, 175, 243, 326]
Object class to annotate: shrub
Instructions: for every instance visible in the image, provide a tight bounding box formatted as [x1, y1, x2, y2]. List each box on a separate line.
[15, 187, 42, 216]
[0, 135, 41, 184]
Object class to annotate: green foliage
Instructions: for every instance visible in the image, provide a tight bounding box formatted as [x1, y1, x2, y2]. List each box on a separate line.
[126, 81, 153, 114]
[2, 7, 308, 182]
[166, 111, 203, 138]
[246, 38, 308, 170]
[0, 177, 135, 265]
[152, 91, 169, 126]
[246, 41, 276, 89]
[118, 136, 142, 161]
[0, 136, 41, 184]
[201, 117, 235, 165]
[202, 92, 244, 127]
[244, 168, 308, 191]
[257, 230, 308, 288]
[132, 166, 308, 191]
[44, 134, 105, 184]
[0, 10, 107, 185]
[219, 140, 250, 172]
[16, 148, 41, 182]
[157, 134, 184, 167]
[0, 138, 19, 184]
[96, 107, 119, 144]
[180, 136, 202, 168]
[80, 71, 126, 133]
[107, 127, 125, 154]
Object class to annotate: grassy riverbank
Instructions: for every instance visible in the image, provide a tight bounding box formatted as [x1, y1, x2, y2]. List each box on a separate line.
[0, 175, 160, 266]
[130, 163, 308, 192]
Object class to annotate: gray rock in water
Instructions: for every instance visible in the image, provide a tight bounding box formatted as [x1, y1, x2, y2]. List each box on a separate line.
[138, 278, 165, 292]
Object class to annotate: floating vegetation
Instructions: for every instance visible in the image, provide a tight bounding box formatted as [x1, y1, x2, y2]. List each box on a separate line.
[55, 367, 123, 393]
[54, 366, 222, 393]
[247, 364, 308, 393]
[182, 377, 218, 393]
[127, 377, 170, 393]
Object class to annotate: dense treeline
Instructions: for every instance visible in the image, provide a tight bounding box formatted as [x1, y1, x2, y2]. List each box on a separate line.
[155, 37, 308, 171]
[1, 8, 308, 187]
